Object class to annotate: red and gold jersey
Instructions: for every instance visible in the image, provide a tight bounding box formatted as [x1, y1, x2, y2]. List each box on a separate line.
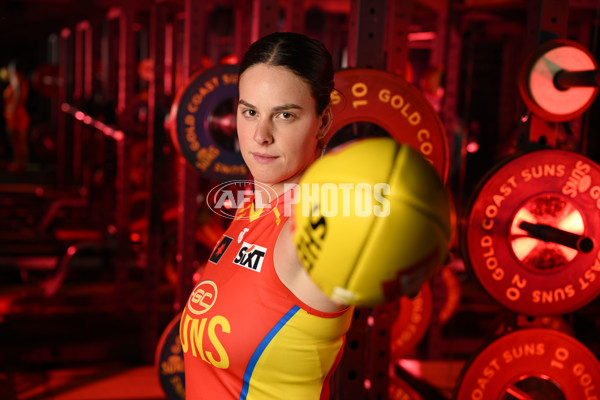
[180, 193, 353, 399]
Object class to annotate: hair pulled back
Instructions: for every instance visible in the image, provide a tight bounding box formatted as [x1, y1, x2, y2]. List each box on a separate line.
[239, 32, 334, 115]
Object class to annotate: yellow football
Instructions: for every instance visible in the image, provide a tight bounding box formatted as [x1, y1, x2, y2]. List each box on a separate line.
[292, 137, 451, 306]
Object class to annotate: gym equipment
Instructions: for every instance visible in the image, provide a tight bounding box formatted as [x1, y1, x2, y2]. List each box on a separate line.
[519, 39, 599, 122]
[391, 282, 433, 359]
[463, 149, 600, 316]
[169, 64, 248, 182]
[392, 362, 449, 400]
[389, 375, 423, 400]
[391, 266, 461, 359]
[327, 68, 449, 182]
[437, 266, 461, 326]
[493, 314, 574, 338]
[454, 328, 600, 399]
[293, 137, 451, 306]
[155, 313, 185, 400]
[31, 64, 61, 98]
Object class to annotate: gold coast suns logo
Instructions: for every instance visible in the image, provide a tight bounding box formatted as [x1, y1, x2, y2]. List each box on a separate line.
[181, 280, 230, 369]
[187, 280, 218, 315]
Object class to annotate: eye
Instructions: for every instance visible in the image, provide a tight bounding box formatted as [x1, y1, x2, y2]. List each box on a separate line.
[279, 112, 293, 120]
[242, 109, 256, 117]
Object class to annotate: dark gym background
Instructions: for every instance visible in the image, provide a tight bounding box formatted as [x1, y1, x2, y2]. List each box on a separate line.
[1, 0, 600, 399]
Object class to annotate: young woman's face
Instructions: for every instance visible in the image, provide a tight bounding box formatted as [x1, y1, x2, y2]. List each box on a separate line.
[237, 64, 329, 197]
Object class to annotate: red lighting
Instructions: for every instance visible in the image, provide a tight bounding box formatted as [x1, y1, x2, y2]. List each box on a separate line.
[223, 199, 233, 209]
[107, 8, 121, 20]
[397, 359, 423, 379]
[74, 111, 85, 121]
[408, 31, 436, 42]
[466, 141, 479, 153]
[76, 20, 91, 31]
[130, 232, 141, 243]
[113, 130, 125, 141]
[193, 270, 202, 285]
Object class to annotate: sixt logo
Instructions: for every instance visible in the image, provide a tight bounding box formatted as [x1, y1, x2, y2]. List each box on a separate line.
[233, 242, 267, 272]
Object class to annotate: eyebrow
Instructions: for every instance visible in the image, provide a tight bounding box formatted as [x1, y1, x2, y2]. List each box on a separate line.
[238, 99, 303, 112]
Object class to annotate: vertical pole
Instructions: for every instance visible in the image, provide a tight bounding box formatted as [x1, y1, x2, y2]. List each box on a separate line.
[576, 10, 594, 155]
[385, 0, 412, 76]
[117, 5, 138, 116]
[72, 24, 83, 186]
[73, 21, 92, 187]
[335, 2, 395, 399]
[441, 5, 463, 204]
[81, 21, 94, 197]
[234, 0, 253, 61]
[145, 0, 169, 363]
[113, 129, 130, 317]
[183, 0, 208, 77]
[283, 0, 305, 33]
[430, 3, 448, 68]
[251, 0, 279, 43]
[83, 22, 93, 100]
[175, 0, 206, 312]
[523, 0, 570, 148]
[74, 23, 84, 102]
[57, 28, 72, 188]
[47, 33, 60, 160]
[164, 21, 174, 97]
[347, 0, 387, 70]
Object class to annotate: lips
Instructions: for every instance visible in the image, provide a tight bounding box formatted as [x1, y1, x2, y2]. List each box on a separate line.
[252, 152, 278, 164]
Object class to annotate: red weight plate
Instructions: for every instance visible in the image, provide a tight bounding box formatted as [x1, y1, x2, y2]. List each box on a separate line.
[519, 39, 598, 122]
[464, 149, 600, 316]
[169, 64, 248, 182]
[391, 282, 433, 358]
[455, 328, 600, 400]
[155, 313, 185, 400]
[329, 68, 449, 182]
[389, 375, 423, 400]
[438, 266, 461, 325]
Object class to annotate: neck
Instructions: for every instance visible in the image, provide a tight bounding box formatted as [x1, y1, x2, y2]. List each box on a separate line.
[253, 181, 297, 209]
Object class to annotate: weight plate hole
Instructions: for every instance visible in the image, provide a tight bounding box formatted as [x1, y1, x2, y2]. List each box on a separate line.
[207, 98, 239, 152]
[501, 375, 565, 400]
[510, 194, 585, 272]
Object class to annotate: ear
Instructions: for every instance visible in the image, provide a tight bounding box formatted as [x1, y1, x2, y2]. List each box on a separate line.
[317, 107, 333, 140]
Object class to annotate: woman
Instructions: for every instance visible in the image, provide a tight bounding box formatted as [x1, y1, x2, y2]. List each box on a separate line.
[180, 32, 353, 399]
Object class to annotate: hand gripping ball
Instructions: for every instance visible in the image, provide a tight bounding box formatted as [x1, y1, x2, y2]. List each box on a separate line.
[292, 137, 452, 306]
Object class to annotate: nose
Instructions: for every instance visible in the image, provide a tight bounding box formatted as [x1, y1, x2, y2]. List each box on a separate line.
[253, 119, 274, 145]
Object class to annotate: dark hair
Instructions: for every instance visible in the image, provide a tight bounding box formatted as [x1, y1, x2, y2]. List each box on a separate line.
[239, 32, 334, 115]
